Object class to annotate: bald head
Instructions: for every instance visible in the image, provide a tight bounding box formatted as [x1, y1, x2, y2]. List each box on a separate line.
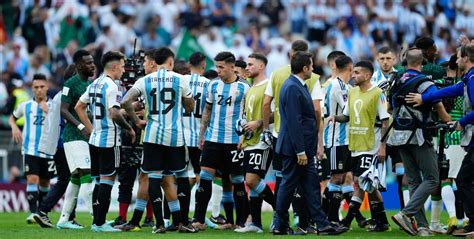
[406, 48, 424, 68]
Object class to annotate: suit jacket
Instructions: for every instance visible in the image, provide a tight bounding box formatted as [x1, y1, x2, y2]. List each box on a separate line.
[276, 74, 317, 157]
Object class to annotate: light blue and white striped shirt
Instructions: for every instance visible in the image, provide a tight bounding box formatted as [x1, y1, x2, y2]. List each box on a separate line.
[323, 77, 350, 148]
[132, 69, 192, 147]
[13, 99, 54, 159]
[79, 75, 122, 148]
[205, 78, 250, 144]
[183, 73, 210, 147]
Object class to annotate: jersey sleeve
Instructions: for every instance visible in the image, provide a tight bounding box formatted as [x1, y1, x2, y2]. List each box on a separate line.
[181, 75, 192, 98]
[61, 80, 74, 104]
[377, 92, 390, 120]
[12, 102, 25, 118]
[264, 77, 273, 97]
[343, 94, 350, 116]
[79, 85, 90, 104]
[131, 77, 146, 96]
[106, 83, 121, 109]
[311, 79, 324, 100]
[206, 81, 215, 104]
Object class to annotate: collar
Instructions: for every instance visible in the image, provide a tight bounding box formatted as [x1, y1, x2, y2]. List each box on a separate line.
[293, 74, 306, 86]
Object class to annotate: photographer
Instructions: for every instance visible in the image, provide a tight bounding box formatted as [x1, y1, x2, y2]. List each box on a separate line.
[389, 48, 451, 236]
[406, 43, 474, 236]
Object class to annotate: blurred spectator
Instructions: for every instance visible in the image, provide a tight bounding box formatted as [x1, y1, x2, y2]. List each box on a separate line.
[5, 41, 29, 79]
[8, 166, 23, 184]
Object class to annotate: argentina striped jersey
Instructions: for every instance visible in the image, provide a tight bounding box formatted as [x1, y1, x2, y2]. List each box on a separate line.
[205, 78, 250, 144]
[79, 75, 122, 148]
[323, 77, 350, 147]
[132, 69, 192, 147]
[13, 99, 54, 159]
[183, 73, 210, 147]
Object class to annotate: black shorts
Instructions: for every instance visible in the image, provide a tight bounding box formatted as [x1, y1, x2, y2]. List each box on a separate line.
[24, 155, 56, 179]
[141, 143, 186, 173]
[352, 154, 377, 177]
[272, 137, 282, 171]
[387, 145, 403, 172]
[200, 141, 244, 176]
[89, 145, 120, 177]
[243, 148, 273, 178]
[317, 158, 331, 180]
[120, 146, 142, 168]
[188, 146, 202, 175]
[325, 145, 352, 174]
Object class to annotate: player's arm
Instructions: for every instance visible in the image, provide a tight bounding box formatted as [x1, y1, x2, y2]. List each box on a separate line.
[60, 102, 84, 128]
[62, 86, 91, 137]
[9, 115, 22, 144]
[181, 77, 195, 113]
[198, 102, 212, 150]
[262, 95, 273, 130]
[182, 96, 195, 113]
[121, 88, 142, 125]
[74, 100, 93, 133]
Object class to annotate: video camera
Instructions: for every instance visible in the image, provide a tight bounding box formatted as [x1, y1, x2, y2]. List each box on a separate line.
[121, 39, 145, 90]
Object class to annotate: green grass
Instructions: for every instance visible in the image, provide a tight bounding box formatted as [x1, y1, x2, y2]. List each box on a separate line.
[0, 211, 453, 238]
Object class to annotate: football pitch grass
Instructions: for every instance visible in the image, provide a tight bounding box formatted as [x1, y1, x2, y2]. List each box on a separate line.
[1, 211, 453, 238]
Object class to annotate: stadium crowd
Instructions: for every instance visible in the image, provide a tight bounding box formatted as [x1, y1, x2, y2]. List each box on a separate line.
[1, 0, 474, 237]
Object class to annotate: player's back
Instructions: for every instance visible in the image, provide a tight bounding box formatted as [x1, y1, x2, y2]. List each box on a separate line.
[206, 78, 249, 144]
[183, 73, 210, 147]
[85, 75, 121, 148]
[136, 68, 190, 147]
[323, 78, 349, 147]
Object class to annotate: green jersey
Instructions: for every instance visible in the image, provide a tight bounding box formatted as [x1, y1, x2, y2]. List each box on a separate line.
[61, 74, 91, 142]
[242, 80, 268, 148]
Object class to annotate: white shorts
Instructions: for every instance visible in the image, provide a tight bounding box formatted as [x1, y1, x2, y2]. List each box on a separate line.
[64, 140, 91, 174]
[446, 145, 466, 178]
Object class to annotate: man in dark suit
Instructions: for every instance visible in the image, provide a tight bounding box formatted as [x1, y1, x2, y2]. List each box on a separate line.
[275, 52, 346, 235]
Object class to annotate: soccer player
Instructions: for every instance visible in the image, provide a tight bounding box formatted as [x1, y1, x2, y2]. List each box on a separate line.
[324, 55, 368, 227]
[55, 49, 96, 229]
[192, 51, 250, 230]
[33, 64, 81, 228]
[9, 74, 56, 223]
[235, 53, 275, 233]
[121, 47, 197, 233]
[182, 52, 210, 219]
[262, 40, 324, 231]
[114, 49, 159, 231]
[75, 51, 135, 232]
[372, 46, 410, 211]
[332, 61, 391, 232]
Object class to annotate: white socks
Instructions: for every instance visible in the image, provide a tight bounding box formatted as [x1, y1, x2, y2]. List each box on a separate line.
[58, 182, 80, 224]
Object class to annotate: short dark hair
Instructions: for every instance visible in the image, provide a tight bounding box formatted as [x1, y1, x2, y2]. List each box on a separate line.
[354, 60, 374, 75]
[32, 73, 47, 82]
[189, 52, 206, 67]
[291, 52, 313, 74]
[154, 47, 175, 65]
[144, 49, 156, 60]
[173, 59, 190, 75]
[335, 55, 353, 70]
[203, 69, 218, 79]
[460, 43, 474, 62]
[101, 51, 125, 67]
[235, 60, 247, 68]
[214, 51, 236, 64]
[64, 63, 77, 81]
[248, 52, 268, 66]
[291, 40, 309, 52]
[378, 46, 394, 55]
[73, 49, 91, 63]
[415, 36, 435, 51]
[327, 50, 346, 63]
